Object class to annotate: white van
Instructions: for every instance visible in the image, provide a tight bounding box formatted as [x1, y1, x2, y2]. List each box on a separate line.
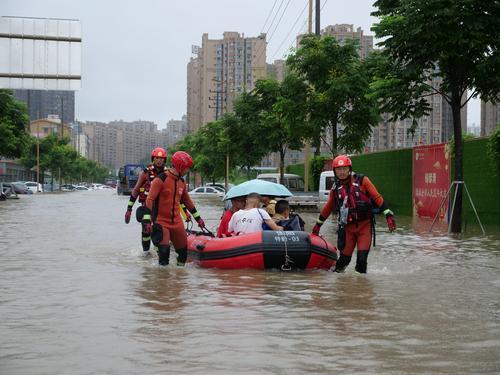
[256, 173, 304, 191]
[318, 170, 336, 202]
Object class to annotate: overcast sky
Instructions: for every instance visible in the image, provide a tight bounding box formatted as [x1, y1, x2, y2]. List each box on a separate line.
[3, 0, 480, 128]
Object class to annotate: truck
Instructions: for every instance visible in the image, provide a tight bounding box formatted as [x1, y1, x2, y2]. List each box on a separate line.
[117, 164, 145, 195]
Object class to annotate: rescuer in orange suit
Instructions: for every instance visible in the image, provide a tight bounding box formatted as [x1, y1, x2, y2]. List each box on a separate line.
[312, 155, 396, 273]
[124, 147, 168, 254]
[144, 151, 206, 266]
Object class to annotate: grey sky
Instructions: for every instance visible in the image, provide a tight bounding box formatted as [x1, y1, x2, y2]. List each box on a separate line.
[3, 0, 480, 128]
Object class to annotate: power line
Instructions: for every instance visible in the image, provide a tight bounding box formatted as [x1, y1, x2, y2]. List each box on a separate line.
[260, 0, 279, 34]
[270, 0, 309, 61]
[253, 0, 286, 67]
[264, 0, 287, 36]
[267, 0, 294, 44]
[276, 0, 329, 61]
[256, 0, 294, 63]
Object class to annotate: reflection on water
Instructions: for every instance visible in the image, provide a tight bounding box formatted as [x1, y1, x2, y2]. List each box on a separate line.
[0, 191, 499, 374]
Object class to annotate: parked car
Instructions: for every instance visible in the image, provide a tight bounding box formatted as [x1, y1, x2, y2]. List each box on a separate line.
[205, 182, 233, 192]
[61, 184, 76, 191]
[74, 185, 91, 191]
[24, 181, 43, 193]
[8, 182, 32, 194]
[189, 186, 225, 197]
[318, 170, 335, 203]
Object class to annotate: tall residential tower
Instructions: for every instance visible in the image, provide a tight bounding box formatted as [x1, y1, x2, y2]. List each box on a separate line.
[186, 32, 267, 133]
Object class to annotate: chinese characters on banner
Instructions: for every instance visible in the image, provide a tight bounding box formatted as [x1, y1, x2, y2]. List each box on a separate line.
[413, 143, 450, 218]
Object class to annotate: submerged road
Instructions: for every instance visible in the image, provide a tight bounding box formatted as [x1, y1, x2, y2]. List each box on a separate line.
[1, 190, 499, 374]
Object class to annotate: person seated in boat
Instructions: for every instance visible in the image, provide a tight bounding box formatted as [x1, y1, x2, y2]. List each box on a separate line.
[273, 200, 305, 231]
[216, 196, 246, 238]
[228, 193, 283, 235]
[260, 195, 277, 216]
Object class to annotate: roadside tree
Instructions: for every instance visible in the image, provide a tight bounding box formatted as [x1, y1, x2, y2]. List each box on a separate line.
[371, 0, 500, 232]
[286, 35, 380, 156]
[0, 89, 30, 158]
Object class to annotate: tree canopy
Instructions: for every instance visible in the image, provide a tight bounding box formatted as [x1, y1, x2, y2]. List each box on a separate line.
[0, 89, 30, 158]
[287, 35, 380, 156]
[371, 0, 500, 232]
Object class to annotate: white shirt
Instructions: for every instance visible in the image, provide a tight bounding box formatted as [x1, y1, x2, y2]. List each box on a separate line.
[228, 208, 271, 235]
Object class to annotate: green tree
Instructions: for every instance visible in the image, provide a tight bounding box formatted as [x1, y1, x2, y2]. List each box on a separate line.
[371, 0, 500, 232]
[286, 35, 380, 156]
[255, 75, 309, 179]
[235, 76, 309, 180]
[233, 93, 272, 177]
[192, 120, 227, 182]
[0, 89, 30, 158]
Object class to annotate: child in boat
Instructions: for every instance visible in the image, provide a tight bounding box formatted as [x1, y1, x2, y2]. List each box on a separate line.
[228, 193, 283, 235]
[273, 200, 305, 231]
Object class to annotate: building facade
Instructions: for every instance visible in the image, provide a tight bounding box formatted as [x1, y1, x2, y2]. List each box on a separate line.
[29, 117, 72, 139]
[80, 118, 189, 170]
[81, 120, 161, 170]
[165, 115, 188, 146]
[187, 32, 267, 133]
[267, 59, 286, 82]
[13, 89, 75, 124]
[365, 88, 468, 152]
[481, 101, 500, 136]
[321, 24, 374, 59]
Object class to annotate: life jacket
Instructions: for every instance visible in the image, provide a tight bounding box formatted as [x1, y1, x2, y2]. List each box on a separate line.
[332, 173, 373, 223]
[138, 165, 167, 203]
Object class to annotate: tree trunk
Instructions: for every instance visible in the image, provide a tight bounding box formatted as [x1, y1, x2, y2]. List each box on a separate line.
[331, 120, 338, 157]
[313, 133, 321, 156]
[280, 149, 286, 182]
[450, 90, 463, 233]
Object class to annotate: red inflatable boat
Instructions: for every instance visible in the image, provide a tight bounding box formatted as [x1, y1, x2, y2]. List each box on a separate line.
[187, 230, 337, 270]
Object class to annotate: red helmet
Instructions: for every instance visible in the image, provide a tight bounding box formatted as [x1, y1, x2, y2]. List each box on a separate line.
[172, 151, 193, 172]
[151, 147, 167, 161]
[332, 155, 352, 169]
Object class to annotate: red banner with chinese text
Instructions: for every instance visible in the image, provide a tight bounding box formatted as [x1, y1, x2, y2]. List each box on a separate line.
[413, 143, 450, 218]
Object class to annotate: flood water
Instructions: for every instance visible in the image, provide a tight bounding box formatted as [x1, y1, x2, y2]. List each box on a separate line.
[1, 190, 499, 374]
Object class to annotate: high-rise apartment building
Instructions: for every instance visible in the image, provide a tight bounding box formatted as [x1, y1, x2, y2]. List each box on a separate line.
[81, 120, 160, 170]
[165, 115, 188, 146]
[321, 24, 374, 59]
[13, 89, 75, 124]
[481, 101, 500, 136]
[187, 32, 267, 133]
[267, 59, 286, 82]
[365, 77, 467, 152]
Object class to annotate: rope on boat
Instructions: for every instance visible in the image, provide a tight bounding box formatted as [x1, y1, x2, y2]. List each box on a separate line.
[281, 237, 294, 271]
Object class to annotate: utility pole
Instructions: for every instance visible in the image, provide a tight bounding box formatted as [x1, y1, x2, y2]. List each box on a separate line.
[315, 0, 321, 36]
[36, 110, 40, 192]
[221, 41, 230, 192]
[59, 96, 64, 190]
[303, 0, 314, 192]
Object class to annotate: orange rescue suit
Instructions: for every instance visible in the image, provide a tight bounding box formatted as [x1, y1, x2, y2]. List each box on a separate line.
[320, 174, 385, 255]
[146, 170, 195, 249]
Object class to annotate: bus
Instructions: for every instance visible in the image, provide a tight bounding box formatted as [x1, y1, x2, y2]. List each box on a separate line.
[117, 164, 145, 195]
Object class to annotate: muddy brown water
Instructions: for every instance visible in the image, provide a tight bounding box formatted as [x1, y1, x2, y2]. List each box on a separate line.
[1, 190, 499, 374]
